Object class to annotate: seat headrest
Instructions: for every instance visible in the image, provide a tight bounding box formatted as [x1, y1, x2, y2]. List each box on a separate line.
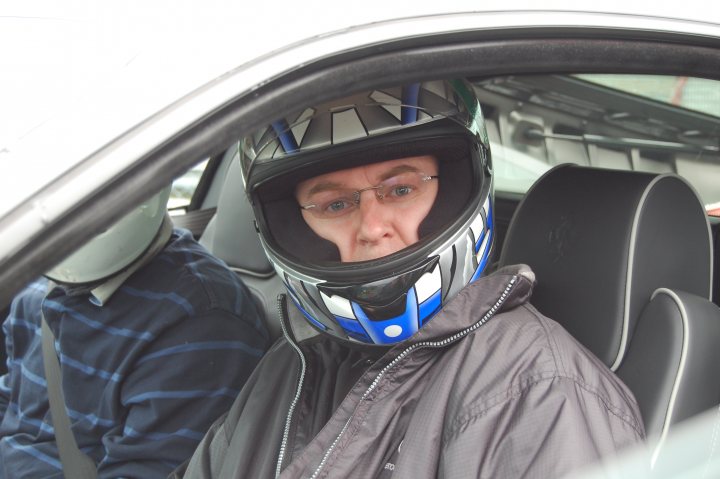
[499, 164, 713, 370]
[200, 157, 273, 275]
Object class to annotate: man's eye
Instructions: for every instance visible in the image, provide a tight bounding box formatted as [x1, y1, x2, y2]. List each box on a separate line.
[325, 199, 352, 212]
[390, 185, 414, 197]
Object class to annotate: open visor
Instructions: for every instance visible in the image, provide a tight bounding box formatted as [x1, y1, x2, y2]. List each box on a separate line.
[250, 124, 489, 281]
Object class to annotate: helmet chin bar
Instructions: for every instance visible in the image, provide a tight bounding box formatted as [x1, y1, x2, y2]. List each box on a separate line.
[315, 256, 443, 344]
[319, 256, 438, 320]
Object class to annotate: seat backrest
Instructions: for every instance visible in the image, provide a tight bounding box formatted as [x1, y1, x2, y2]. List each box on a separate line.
[499, 164, 720, 451]
[200, 155, 285, 340]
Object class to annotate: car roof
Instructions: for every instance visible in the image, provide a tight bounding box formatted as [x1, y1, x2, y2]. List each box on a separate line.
[1, 0, 720, 305]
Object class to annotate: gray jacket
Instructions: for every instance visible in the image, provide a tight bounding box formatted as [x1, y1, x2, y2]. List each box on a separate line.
[175, 265, 645, 478]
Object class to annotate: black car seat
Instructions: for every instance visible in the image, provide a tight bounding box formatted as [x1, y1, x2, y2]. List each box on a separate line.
[499, 163, 720, 462]
[199, 154, 285, 340]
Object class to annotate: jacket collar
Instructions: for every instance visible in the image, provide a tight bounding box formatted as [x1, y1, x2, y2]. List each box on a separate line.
[408, 263, 535, 343]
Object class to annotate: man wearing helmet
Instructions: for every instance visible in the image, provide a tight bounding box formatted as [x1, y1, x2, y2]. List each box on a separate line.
[176, 80, 644, 478]
[0, 187, 269, 477]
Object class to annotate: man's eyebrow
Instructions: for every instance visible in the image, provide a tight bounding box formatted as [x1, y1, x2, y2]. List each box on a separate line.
[377, 164, 420, 181]
[306, 181, 345, 197]
[305, 164, 421, 197]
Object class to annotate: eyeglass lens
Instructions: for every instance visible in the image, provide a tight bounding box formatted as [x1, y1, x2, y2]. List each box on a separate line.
[301, 172, 437, 219]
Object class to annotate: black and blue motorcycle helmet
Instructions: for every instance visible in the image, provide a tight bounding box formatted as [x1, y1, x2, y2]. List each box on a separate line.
[239, 79, 494, 345]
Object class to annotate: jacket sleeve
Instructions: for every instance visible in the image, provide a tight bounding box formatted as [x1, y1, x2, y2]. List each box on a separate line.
[173, 337, 298, 479]
[169, 414, 232, 479]
[439, 375, 645, 478]
[96, 309, 267, 479]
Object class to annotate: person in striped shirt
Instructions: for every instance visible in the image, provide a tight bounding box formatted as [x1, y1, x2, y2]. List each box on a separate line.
[0, 186, 269, 478]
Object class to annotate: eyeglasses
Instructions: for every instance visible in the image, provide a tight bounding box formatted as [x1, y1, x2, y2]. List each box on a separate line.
[299, 171, 439, 219]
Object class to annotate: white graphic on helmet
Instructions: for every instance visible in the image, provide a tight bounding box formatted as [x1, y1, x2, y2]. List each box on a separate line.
[317, 263, 443, 344]
[250, 82, 460, 164]
[471, 197, 493, 282]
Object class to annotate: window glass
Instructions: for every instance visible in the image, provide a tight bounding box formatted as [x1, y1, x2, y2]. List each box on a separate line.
[575, 75, 720, 117]
[169, 159, 208, 211]
[475, 75, 720, 215]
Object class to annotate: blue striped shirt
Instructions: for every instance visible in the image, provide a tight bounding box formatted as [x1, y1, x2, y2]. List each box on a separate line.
[0, 229, 269, 478]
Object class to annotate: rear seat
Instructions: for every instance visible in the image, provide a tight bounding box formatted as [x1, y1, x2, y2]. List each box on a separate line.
[199, 155, 284, 340]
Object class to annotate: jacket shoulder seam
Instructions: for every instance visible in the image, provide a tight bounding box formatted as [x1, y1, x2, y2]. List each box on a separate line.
[445, 374, 644, 443]
[522, 303, 568, 376]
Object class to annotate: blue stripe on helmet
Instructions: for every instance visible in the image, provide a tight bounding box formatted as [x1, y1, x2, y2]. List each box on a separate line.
[271, 119, 299, 153]
[351, 287, 420, 345]
[401, 83, 421, 125]
[285, 282, 327, 331]
[334, 316, 372, 343]
[290, 296, 327, 331]
[486, 202, 493, 232]
[474, 227, 486, 254]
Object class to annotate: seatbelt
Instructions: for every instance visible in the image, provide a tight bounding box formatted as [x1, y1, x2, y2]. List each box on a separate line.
[41, 315, 98, 479]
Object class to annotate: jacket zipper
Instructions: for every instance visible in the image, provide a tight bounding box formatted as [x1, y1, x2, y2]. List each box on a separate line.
[308, 276, 518, 479]
[275, 294, 308, 479]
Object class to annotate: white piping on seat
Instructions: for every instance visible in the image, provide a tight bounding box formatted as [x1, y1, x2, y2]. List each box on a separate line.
[611, 173, 712, 372]
[649, 288, 689, 469]
[611, 175, 666, 372]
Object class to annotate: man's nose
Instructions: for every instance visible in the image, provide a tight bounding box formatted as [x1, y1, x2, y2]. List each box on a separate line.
[356, 192, 393, 242]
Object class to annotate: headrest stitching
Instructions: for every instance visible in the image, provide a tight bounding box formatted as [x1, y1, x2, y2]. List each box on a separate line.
[648, 288, 689, 468]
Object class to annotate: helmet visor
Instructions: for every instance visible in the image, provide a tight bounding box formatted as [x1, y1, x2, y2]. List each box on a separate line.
[252, 129, 485, 278]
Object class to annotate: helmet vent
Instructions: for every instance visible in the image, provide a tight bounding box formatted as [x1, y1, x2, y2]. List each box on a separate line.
[358, 294, 408, 322]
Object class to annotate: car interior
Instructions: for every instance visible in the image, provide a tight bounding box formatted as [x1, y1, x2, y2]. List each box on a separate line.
[2, 29, 720, 473]
[170, 73, 720, 460]
[176, 74, 720, 323]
